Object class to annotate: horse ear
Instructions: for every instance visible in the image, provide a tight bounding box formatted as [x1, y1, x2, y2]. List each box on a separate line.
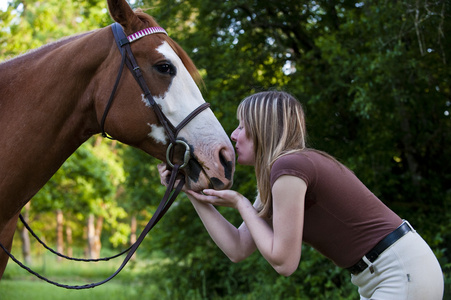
[107, 0, 141, 33]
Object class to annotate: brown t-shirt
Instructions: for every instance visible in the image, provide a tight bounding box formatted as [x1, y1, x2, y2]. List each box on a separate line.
[270, 150, 402, 268]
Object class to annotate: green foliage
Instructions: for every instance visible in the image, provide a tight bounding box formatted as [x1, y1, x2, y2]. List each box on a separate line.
[32, 139, 123, 212]
[27, 138, 129, 248]
[119, 145, 165, 212]
[139, 0, 450, 298]
[0, 0, 110, 59]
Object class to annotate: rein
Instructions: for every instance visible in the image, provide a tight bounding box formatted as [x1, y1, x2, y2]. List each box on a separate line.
[0, 23, 209, 289]
[1, 168, 183, 289]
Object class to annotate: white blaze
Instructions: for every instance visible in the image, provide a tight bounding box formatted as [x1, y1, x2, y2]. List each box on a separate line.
[153, 43, 204, 126]
[146, 41, 229, 164]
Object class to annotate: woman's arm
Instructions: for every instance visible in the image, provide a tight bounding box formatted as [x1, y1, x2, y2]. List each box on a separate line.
[194, 175, 306, 276]
[264, 175, 306, 275]
[158, 163, 259, 261]
[186, 193, 259, 262]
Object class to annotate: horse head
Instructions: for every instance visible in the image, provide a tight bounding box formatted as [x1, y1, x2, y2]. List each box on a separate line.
[97, 0, 235, 191]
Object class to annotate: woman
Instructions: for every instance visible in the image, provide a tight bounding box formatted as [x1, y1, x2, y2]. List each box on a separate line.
[158, 91, 444, 299]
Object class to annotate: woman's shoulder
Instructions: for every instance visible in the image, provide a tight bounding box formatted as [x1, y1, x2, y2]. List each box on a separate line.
[273, 149, 325, 166]
[270, 150, 318, 187]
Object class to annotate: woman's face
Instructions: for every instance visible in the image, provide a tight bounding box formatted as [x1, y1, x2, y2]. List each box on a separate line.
[231, 121, 255, 166]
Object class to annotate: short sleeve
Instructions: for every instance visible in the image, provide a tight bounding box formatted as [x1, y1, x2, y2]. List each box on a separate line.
[270, 153, 317, 189]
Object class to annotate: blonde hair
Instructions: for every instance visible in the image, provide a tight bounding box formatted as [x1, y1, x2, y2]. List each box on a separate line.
[237, 91, 307, 218]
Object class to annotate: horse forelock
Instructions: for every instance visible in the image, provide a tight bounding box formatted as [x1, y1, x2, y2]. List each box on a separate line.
[134, 10, 203, 87]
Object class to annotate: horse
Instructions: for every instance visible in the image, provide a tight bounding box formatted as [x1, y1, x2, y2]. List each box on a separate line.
[0, 0, 235, 280]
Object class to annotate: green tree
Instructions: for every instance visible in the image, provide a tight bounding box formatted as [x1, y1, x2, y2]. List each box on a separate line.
[139, 0, 451, 298]
[0, 0, 110, 58]
[31, 138, 127, 257]
[117, 145, 167, 256]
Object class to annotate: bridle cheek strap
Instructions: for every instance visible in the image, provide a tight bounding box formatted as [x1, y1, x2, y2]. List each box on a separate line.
[102, 23, 210, 147]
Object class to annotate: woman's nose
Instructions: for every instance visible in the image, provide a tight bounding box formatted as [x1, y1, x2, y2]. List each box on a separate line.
[230, 129, 238, 142]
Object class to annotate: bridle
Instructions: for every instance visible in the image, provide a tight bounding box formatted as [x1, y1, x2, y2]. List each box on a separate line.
[0, 23, 210, 289]
[102, 23, 211, 169]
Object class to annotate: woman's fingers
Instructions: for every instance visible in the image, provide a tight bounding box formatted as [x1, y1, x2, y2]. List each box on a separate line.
[157, 163, 171, 186]
[157, 163, 166, 171]
[187, 190, 242, 209]
[186, 190, 217, 203]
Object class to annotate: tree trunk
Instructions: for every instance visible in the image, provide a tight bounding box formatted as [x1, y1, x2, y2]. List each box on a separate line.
[56, 209, 64, 261]
[94, 216, 103, 259]
[19, 202, 32, 265]
[87, 214, 103, 259]
[130, 214, 137, 261]
[66, 225, 73, 258]
[87, 214, 96, 259]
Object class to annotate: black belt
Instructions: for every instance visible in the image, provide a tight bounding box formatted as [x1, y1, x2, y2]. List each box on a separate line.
[347, 222, 412, 275]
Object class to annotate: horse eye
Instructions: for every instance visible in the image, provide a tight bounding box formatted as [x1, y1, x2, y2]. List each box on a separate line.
[155, 63, 176, 76]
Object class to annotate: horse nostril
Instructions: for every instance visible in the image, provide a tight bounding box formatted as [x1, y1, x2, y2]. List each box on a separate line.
[219, 147, 234, 181]
[210, 177, 224, 189]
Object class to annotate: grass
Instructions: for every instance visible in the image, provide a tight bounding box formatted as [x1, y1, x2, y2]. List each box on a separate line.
[0, 279, 144, 300]
[0, 251, 166, 300]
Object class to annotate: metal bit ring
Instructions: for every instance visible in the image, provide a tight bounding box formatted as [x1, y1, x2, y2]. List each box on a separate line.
[166, 140, 191, 169]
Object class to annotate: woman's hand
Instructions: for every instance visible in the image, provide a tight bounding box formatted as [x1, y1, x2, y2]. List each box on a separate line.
[186, 189, 245, 209]
[157, 163, 170, 186]
[157, 163, 186, 190]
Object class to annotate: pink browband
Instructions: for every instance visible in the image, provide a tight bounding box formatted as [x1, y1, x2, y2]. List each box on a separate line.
[127, 27, 168, 43]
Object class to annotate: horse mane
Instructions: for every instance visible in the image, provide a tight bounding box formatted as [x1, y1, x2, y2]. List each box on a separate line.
[134, 10, 204, 87]
[0, 32, 92, 66]
[1, 11, 203, 87]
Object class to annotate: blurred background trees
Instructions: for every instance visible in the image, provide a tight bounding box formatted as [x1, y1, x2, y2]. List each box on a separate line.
[1, 0, 449, 298]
